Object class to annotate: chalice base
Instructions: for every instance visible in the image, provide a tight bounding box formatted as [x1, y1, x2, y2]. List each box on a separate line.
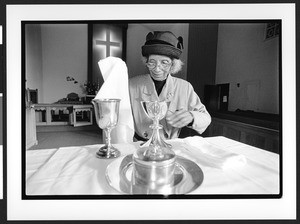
[96, 145, 121, 159]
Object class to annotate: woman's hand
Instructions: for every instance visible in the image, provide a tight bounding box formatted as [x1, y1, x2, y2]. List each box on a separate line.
[165, 108, 194, 128]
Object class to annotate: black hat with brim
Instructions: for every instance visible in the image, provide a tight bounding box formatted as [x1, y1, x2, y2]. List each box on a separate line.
[141, 31, 183, 59]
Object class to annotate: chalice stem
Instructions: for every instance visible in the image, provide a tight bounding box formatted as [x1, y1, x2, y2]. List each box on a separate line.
[149, 118, 160, 129]
[153, 118, 159, 128]
[105, 128, 112, 150]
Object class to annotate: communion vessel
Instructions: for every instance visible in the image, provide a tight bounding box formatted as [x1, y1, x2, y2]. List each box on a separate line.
[131, 100, 176, 194]
[92, 98, 121, 159]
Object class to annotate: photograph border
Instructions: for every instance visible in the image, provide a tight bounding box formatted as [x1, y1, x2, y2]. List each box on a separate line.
[4, 2, 297, 222]
[22, 19, 283, 201]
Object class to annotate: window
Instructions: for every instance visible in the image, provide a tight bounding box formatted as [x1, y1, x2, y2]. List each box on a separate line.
[265, 22, 280, 40]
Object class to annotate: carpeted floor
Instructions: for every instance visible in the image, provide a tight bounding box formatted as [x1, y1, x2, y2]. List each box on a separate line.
[29, 129, 103, 150]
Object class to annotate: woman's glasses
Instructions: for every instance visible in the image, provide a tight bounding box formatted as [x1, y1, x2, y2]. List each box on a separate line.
[146, 60, 172, 70]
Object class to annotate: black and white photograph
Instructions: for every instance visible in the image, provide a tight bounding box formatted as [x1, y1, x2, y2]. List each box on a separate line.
[5, 3, 297, 222]
[24, 21, 281, 198]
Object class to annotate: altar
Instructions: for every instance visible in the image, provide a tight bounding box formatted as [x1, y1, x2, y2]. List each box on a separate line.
[25, 136, 280, 196]
[33, 103, 93, 127]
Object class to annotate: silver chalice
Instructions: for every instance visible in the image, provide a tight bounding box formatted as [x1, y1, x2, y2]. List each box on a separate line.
[140, 100, 172, 159]
[92, 98, 121, 159]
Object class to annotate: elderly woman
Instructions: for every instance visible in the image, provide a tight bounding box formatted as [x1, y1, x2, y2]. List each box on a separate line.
[129, 31, 211, 141]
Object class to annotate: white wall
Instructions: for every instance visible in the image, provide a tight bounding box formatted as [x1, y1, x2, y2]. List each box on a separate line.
[41, 24, 88, 103]
[25, 24, 43, 101]
[126, 23, 189, 80]
[26, 23, 279, 114]
[26, 23, 189, 103]
[26, 24, 88, 103]
[216, 23, 279, 114]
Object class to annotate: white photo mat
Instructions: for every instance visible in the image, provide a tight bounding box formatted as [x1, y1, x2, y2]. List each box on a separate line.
[0, 94, 2, 199]
[0, 25, 2, 44]
[6, 4, 296, 220]
[0, 23, 2, 200]
[0, 145, 2, 200]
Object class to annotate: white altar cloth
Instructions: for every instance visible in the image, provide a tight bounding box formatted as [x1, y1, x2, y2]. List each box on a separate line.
[26, 136, 279, 195]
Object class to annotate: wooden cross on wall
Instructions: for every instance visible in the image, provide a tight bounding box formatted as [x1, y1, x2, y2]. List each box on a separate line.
[95, 28, 121, 57]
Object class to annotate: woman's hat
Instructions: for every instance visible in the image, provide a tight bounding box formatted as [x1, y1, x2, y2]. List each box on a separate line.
[141, 31, 184, 59]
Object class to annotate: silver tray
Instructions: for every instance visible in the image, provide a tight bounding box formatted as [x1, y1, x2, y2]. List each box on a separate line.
[105, 154, 204, 194]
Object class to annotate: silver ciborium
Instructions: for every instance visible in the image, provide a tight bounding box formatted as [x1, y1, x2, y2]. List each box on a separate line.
[131, 100, 176, 194]
[140, 100, 172, 159]
[92, 98, 121, 159]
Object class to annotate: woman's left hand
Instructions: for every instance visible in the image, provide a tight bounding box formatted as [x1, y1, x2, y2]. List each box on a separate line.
[165, 108, 194, 128]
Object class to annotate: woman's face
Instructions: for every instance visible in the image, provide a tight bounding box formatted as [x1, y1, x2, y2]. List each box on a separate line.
[146, 55, 172, 81]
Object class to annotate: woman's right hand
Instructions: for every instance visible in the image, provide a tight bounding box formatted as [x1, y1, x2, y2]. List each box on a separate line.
[165, 108, 194, 129]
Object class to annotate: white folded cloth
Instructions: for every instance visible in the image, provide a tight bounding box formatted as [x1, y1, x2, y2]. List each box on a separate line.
[173, 136, 247, 170]
[26, 144, 138, 195]
[95, 57, 134, 143]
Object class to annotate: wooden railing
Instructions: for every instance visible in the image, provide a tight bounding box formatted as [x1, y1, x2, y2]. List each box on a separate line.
[205, 117, 280, 153]
[33, 104, 93, 127]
